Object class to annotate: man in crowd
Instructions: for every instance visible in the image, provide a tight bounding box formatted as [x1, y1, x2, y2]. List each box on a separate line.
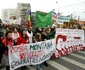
[0, 23, 4, 66]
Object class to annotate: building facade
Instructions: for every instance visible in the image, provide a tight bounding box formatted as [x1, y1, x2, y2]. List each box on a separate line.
[17, 3, 31, 24]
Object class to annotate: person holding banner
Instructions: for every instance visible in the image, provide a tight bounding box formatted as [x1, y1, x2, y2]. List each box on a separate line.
[2, 31, 14, 70]
[33, 33, 42, 70]
[41, 27, 51, 67]
[17, 28, 30, 70]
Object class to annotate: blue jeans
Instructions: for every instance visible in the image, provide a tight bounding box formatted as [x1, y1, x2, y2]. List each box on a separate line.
[36, 64, 40, 70]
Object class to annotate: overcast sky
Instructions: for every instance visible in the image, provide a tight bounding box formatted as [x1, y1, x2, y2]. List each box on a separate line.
[0, 0, 85, 20]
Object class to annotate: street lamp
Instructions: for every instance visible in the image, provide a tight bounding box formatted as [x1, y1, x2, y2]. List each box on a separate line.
[56, 1, 59, 14]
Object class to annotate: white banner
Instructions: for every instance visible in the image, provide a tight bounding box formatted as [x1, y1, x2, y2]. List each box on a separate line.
[57, 16, 71, 23]
[9, 39, 55, 70]
[56, 29, 84, 49]
[2, 18, 21, 25]
[53, 29, 85, 58]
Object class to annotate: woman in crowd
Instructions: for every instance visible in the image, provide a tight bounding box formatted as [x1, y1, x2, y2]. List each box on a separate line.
[33, 33, 42, 70]
[41, 27, 51, 67]
[41, 27, 51, 41]
[2, 31, 14, 70]
[16, 28, 30, 70]
[12, 27, 20, 45]
[34, 27, 43, 35]
[17, 28, 30, 45]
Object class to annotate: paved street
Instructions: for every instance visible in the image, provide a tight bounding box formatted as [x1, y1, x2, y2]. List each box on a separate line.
[1, 50, 85, 70]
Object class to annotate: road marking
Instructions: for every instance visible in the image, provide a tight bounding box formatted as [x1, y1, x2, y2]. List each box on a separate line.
[47, 60, 70, 70]
[78, 51, 85, 54]
[27, 66, 36, 70]
[70, 53, 85, 60]
[61, 57, 85, 69]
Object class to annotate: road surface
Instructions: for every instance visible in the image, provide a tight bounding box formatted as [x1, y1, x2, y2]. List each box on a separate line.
[1, 50, 85, 70]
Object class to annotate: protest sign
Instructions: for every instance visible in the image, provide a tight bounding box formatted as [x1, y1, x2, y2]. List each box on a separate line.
[57, 16, 71, 23]
[2, 18, 21, 25]
[9, 39, 55, 70]
[52, 29, 85, 58]
[2, 18, 10, 24]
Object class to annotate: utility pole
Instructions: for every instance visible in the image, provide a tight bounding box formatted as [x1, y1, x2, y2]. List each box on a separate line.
[56, 1, 59, 14]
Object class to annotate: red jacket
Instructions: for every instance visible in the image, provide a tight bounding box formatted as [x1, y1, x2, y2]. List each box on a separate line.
[17, 35, 29, 45]
[2, 37, 14, 55]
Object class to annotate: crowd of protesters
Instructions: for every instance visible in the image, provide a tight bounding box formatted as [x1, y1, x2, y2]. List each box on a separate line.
[0, 21, 85, 70]
[0, 23, 56, 70]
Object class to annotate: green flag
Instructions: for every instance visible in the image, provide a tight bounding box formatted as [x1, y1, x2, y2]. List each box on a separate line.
[35, 11, 52, 28]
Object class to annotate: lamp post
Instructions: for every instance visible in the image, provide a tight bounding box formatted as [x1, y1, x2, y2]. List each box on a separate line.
[56, 1, 59, 14]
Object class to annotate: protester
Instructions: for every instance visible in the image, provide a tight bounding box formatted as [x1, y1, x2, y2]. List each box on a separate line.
[48, 27, 56, 39]
[33, 33, 42, 70]
[68, 24, 73, 29]
[17, 28, 30, 45]
[15, 28, 30, 70]
[34, 27, 43, 35]
[52, 23, 59, 28]
[73, 25, 78, 29]
[77, 24, 82, 29]
[2, 31, 14, 70]
[0, 38, 3, 66]
[27, 26, 33, 43]
[0, 16, 85, 70]
[41, 27, 51, 41]
[41, 27, 51, 67]
[0, 24, 5, 66]
[47, 25, 51, 29]
[0, 38, 4, 66]
[0, 24, 4, 38]
[12, 27, 20, 45]
[59, 24, 64, 28]
[52, 22, 56, 28]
